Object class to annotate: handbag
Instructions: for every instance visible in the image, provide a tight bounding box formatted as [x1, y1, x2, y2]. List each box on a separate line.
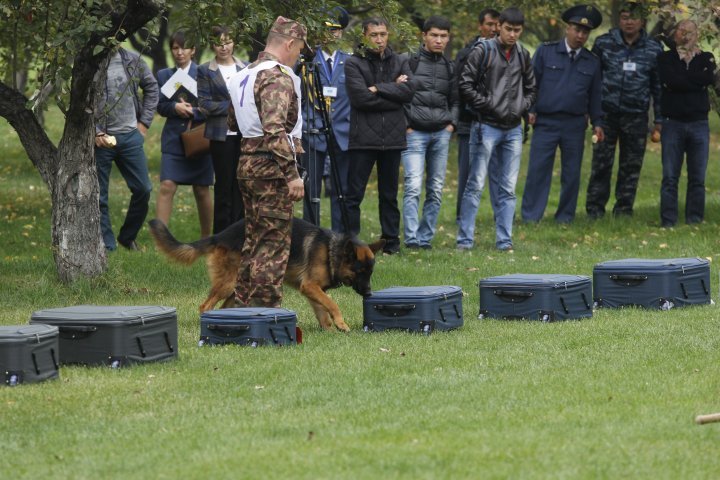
[180, 119, 210, 159]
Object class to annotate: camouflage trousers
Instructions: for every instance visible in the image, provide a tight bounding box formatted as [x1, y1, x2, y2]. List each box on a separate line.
[585, 112, 649, 218]
[234, 154, 293, 308]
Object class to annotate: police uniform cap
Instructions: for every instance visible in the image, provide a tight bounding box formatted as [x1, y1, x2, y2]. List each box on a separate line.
[270, 16, 309, 46]
[324, 6, 350, 30]
[561, 4, 603, 30]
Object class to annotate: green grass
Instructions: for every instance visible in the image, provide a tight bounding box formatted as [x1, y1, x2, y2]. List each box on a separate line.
[2, 109, 720, 479]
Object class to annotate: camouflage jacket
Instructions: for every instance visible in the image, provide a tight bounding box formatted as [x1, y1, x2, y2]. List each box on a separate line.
[240, 51, 303, 182]
[591, 28, 663, 121]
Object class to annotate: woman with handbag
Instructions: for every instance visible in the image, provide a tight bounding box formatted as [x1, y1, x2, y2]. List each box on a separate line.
[197, 26, 246, 234]
[156, 31, 214, 237]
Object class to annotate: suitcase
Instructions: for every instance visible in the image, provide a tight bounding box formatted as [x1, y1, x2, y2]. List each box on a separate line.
[479, 274, 593, 321]
[593, 257, 711, 309]
[362, 286, 463, 334]
[199, 308, 299, 347]
[0, 324, 60, 386]
[29, 305, 178, 368]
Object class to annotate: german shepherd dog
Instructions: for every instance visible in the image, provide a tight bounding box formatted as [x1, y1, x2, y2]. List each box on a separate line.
[148, 218, 385, 332]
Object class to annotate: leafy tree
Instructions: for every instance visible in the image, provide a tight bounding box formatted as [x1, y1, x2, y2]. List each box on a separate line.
[0, 0, 164, 283]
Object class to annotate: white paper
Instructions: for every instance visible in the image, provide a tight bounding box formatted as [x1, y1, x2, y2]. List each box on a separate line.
[161, 68, 197, 99]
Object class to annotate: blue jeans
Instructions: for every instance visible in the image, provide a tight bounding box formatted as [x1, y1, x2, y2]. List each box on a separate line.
[402, 128, 451, 246]
[96, 129, 153, 250]
[660, 119, 710, 226]
[457, 123, 522, 250]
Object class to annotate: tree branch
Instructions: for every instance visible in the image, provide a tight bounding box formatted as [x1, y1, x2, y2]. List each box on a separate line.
[0, 80, 56, 185]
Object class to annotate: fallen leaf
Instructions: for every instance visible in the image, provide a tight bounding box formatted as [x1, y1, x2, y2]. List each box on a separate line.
[466, 267, 479, 272]
[531, 256, 539, 260]
[255, 385, 265, 390]
[659, 243, 668, 249]
[379, 347, 390, 353]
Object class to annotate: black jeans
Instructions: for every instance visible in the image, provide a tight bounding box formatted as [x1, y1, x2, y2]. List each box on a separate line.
[345, 149, 401, 245]
[210, 136, 244, 234]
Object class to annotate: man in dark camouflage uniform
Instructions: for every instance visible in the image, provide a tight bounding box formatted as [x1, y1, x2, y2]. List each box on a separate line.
[228, 17, 306, 307]
[585, 1, 662, 218]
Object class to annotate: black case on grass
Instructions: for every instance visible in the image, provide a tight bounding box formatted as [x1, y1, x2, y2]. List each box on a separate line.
[363, 286, 463, 333]
[593, 257, 711, 309]
[199, 308, 299, 347]
[29, 306, 177, 368]
[0, 324, 59, 386]
[479, 274, 593, 321]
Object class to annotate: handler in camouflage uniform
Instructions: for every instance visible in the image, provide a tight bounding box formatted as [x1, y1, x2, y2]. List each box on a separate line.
[228, 17, 306, 307]
[585, 1, 662, 218]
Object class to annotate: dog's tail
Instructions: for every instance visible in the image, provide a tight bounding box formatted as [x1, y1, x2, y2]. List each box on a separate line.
[148, 219, 215, 265]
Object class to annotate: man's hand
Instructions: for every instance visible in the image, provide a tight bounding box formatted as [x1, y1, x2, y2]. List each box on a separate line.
[650, 123, 662, 143]
[288, 178, 305, 201]
[593, 126, 605, 143]
[395, 74, 408, 83]
[137, 123, 148, 137]
[94, 132, 115, 148]
[445, 124, 455, 133]
[368, 86, 378, 94]
[528, 113, 536, 125]
[175, 99, 193, 118]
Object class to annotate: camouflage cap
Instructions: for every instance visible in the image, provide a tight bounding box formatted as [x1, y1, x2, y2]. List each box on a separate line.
[270, 16, 309, 45]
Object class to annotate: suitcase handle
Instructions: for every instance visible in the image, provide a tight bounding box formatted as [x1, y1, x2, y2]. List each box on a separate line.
[58, 325, 98, 339]
[609, 274, 648, 286]
[207, 324, 251, 335]
[373, 304, 416, 317]
[493, 289, 534, 302]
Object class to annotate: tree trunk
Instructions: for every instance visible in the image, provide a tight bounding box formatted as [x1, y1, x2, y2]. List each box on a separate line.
[52, 118, 107, 283]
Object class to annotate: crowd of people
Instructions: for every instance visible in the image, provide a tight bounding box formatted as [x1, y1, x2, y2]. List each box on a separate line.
[93, 3, 717, 307]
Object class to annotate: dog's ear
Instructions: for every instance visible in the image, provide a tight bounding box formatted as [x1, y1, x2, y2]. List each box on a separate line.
[367, 239, 386, 254]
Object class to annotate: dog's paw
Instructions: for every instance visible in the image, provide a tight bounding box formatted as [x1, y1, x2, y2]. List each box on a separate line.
[335, 321, 351, 333]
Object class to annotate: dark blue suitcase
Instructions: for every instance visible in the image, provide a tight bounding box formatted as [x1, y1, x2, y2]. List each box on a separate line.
[593, 257, 711, 309]
[479, 274, 593, 321]
[363, 286, 463, 334]
[0, 324, 59, 386]
[199, 308, 299, 347]
[29, 305, 178, 368]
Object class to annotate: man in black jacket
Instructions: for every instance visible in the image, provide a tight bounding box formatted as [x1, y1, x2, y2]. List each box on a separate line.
[457, 7, 536, 252]
[454, 8, 500, 222]
[658, 20, 716, 227]
[401, 15, 459, 250]
[344, 18, 415, 254]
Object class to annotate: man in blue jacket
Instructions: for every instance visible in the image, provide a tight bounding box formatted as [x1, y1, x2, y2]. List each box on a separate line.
[299, 7, 352, 232]
[521, 5, 604, 224]
[95, 47, 158, 251]
[585, 1, 663, 219]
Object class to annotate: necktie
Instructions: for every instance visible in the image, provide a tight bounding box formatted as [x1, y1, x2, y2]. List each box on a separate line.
[326, 57, 333, 76]
[569, 50, 576, 62]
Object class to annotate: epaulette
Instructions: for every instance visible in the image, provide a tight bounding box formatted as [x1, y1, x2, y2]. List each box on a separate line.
[278, 65, 292, 76]
[544, 41, 559, 46]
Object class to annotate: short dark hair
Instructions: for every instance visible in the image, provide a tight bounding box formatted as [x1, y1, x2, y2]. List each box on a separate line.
[478, 8, 500, 23]
[499, 7, 524, 26]
[169, 31, 194, 49]
[422, 15, 451, 33]
[362, 17, 389, 33]
[210, 25, 231, 40]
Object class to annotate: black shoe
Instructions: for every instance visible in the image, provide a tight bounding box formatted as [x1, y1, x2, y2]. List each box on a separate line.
[383, 244, 400, 255]
[119, 239, 140, 251]
[405, 243, 420, 250]
[420, 244, 432, 250]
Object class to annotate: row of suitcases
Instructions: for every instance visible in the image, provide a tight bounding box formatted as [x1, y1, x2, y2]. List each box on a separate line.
[2, 257, 712, 386]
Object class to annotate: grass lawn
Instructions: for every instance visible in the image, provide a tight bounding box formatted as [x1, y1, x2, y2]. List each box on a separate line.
[1, 108, 720, 479]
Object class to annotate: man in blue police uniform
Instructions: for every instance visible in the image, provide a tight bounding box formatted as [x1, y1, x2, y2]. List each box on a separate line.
[520, 5, 604, 224]
[299, 7, 352, 232]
